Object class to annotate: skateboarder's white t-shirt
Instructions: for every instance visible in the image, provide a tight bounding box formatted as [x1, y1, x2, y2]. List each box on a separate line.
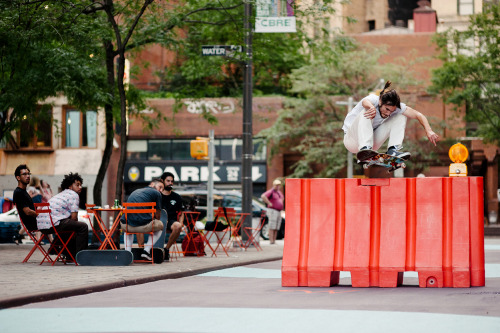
[342, 94, 407, 134]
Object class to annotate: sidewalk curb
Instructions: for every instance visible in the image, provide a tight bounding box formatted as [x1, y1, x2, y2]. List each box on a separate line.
[0, 255, 282, 309]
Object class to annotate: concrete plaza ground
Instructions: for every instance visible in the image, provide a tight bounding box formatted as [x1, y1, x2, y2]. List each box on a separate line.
[0, 237, 499, 332]
[0, 240, 284, 308]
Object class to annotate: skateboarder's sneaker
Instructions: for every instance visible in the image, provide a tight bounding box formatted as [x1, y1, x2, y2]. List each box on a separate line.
[386, 146, 411, 160]
[141, 249, 152, 261]
[356, 146, 377, 162]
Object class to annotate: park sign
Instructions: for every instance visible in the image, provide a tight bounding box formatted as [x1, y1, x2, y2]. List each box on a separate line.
[255, 0, 296, 33]
[202, 45, 242, 57]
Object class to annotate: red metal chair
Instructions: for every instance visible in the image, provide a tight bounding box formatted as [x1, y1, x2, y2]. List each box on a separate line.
[223, 211, 249, 251]
[122, 202, 157, 264]
[242, 210, 267, 251]
[16, 205, 54, 264]
[34, 203, 77, 265]
[204, 207, 234, 256]
[85, 203, 103, 247]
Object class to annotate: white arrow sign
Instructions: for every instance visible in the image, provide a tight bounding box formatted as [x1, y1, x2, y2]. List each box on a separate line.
[252, 166, 264, 181]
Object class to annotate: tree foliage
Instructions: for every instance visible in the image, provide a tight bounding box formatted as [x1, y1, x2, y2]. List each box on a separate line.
[259, 37, 423, 177]
[157, 0, 341, 97]
[0, 0, 108, 146]
[429, 4, 500, 145]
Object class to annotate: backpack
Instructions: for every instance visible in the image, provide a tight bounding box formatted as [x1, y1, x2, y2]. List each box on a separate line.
[182, 231, 206, 256]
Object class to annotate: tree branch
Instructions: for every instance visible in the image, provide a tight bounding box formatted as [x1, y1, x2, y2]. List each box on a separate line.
[122, 0, 154, 50]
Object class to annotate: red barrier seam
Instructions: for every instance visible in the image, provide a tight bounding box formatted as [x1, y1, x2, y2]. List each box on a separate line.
[443, 178, 453, 287]
[406, 178, 416, 271]
[298, 179, 310, 286]
[334, 179, 345, 270]
[369, 186, 381, 286]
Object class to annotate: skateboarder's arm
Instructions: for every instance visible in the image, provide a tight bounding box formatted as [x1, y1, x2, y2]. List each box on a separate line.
[361, 99, 377, 119]
[403, 107, 440, 146]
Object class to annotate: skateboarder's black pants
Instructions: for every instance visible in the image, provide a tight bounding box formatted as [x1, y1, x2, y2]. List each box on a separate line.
[43, 218, 89, 257]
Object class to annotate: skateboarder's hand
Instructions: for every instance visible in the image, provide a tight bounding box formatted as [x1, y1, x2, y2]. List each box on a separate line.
[364, 106, 377, 119]
[427, 130, 439, 146]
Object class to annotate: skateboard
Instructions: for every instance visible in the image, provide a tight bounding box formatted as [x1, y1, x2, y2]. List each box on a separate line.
[76, 250, 133, 266]
[131, 247, 165, 264]
[357, 149, 409, 173]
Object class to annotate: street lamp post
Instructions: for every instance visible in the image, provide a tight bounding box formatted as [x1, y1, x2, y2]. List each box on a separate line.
[241, 1, 253, 236]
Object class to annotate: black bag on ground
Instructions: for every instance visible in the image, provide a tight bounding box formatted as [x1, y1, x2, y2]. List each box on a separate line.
[204, 207, 230, 231]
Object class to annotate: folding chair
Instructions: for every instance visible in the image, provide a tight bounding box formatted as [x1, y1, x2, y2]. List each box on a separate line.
[16, 205, 54, 264]
[204, 207, 233, 256]
[34, 203, 77, 265]
[181, 211, 212, 257]
[122, 202, 157, 264]
[85, 204, 103, 247]
[243, 210, 267, 251]
[223, 211, 249, 252]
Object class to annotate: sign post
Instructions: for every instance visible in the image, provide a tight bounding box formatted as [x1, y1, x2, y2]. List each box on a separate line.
[241, 1, 253, 238]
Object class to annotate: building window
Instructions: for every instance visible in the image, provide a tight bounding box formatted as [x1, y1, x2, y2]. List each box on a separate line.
[127, 140, 148, 159]
[127, 138, 266, 161]
[171, 139, 192, 160]
[19, 107, 52, 148]
[458, 0, 474, 15]
[148, 140, 170, 160]
[64, 109, 97, 148]
[368, 20, 375, 31]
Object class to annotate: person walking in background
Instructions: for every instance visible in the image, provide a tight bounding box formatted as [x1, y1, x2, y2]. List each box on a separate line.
[261, 179, 284, 245]
[40, 180, 53, 203]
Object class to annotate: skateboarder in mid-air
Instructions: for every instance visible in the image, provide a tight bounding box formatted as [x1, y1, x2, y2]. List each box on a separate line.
[342, 81, 440, 163]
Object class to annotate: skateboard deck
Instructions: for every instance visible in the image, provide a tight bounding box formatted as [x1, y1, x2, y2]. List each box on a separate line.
[357, 149, 408, 173]
[131, 247, 164, 264]
[76, 250, 133, 266]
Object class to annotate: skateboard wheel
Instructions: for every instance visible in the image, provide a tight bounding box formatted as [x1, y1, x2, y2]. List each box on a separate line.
[401, 162, 406, 169]
[363, 163, 369, 169]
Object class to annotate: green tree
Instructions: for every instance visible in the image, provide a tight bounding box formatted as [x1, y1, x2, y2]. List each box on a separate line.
[0, 0, 108, 146]
[80, 0, 256, 203]
[429, 4, 500, 145]
[259, 37, 425, 177]
[157, 0, 341, 97]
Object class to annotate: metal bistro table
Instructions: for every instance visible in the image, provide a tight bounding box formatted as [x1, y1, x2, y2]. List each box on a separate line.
[87, 206, 124, 250]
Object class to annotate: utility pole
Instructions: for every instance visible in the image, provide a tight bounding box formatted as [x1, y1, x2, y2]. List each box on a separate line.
[207, 130, 214, 222]
[241, 1, 253, 235]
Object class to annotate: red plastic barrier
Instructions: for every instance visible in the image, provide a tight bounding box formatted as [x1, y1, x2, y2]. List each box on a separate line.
[281, 177, 485, 288]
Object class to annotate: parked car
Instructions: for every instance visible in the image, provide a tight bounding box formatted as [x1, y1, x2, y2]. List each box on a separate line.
[176, 188, 285, 240]
[0, 207, 93, 243]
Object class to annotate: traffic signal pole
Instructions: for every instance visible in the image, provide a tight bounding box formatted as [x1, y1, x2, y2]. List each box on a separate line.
[241, 1, 253, 237]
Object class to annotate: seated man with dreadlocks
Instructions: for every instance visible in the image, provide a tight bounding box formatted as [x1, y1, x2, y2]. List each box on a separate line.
[343, 80, 440, 161]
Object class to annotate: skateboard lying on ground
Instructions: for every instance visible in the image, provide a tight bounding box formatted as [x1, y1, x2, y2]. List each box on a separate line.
[131, 247, 165, 264]
[357, 149, 409, 173]
[76, 250, 133, 266]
